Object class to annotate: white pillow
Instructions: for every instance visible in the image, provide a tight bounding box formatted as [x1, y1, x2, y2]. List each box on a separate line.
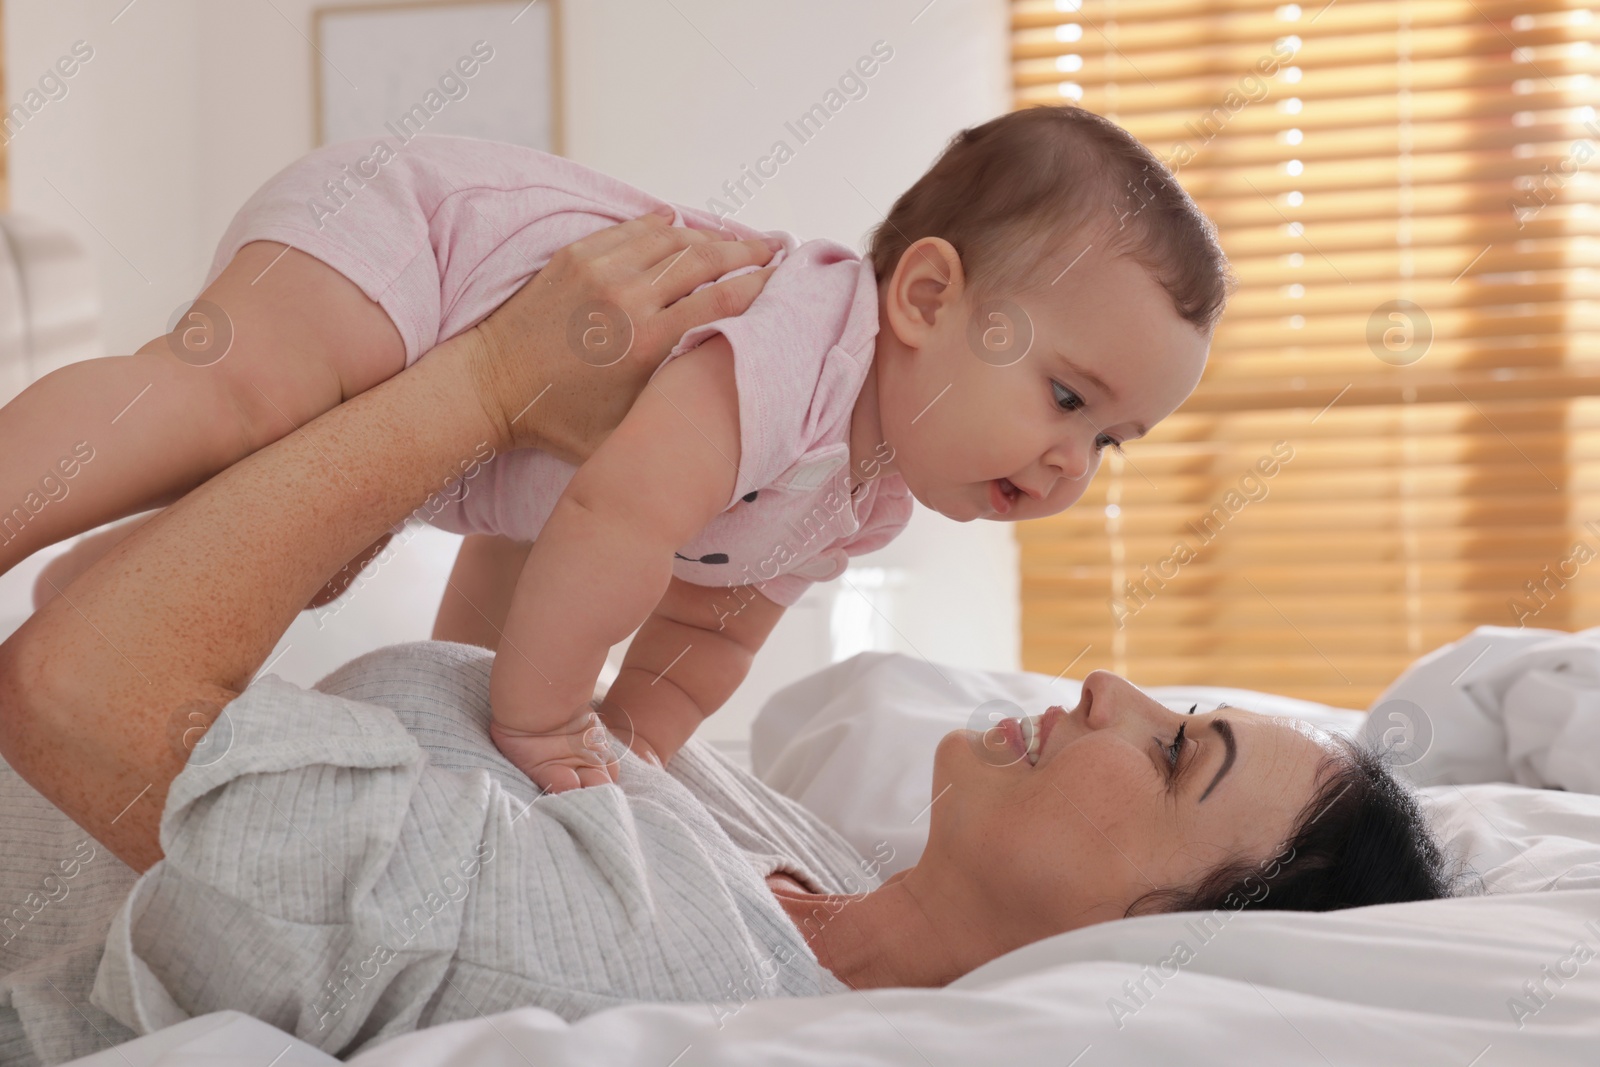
[1419, 782, 1600, 894]
[750, 651, 1600, 890]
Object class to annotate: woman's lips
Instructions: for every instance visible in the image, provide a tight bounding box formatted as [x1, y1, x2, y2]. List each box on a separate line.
[998, 716, 1027, 761]
[990, 709, 1064, 767]
[1035, 705, 1066, 764]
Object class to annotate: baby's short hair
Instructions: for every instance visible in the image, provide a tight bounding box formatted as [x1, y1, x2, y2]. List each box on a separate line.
[866, 105, 1234, 333]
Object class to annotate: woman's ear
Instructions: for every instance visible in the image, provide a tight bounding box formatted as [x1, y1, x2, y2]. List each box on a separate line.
[882, 236, 967, 350]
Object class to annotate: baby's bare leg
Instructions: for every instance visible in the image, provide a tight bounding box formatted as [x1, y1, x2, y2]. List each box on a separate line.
[0, 348, 255, 574]
[32, 512, 157, 609]
[432, 533, 535, 650]
[0, 240, 406, 577]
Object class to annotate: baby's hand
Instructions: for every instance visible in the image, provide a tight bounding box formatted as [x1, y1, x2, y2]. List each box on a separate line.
[489, 702, 619, 794]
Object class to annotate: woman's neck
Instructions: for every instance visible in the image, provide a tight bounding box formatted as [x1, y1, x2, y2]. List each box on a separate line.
[770, 869, 985, 990]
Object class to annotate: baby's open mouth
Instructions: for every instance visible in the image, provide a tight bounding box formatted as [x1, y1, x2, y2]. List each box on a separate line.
[985, 476, 1024, 515]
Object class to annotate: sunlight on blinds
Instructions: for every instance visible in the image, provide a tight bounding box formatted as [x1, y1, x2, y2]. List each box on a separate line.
[1012, 0, 1600, 707]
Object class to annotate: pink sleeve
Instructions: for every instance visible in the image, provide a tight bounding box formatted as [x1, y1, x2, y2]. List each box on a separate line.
[658, 239, 872, 514]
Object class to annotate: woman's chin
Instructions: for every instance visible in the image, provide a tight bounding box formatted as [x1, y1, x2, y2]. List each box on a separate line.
[930, 729, 978, 796]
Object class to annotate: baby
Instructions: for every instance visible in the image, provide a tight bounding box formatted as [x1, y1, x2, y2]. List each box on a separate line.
[0, 104, 1229, 794]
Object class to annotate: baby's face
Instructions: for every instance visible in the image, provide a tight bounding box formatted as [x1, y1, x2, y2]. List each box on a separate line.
[876, 244, 1209, 523]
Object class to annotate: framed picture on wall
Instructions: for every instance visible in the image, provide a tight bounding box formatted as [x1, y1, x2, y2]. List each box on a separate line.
[312, 0, 562, 153]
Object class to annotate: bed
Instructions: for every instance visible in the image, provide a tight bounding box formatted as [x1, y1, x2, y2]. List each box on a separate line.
[57, 626, 1600, 1066]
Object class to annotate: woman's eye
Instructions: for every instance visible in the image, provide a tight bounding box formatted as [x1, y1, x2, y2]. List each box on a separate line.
[1163, 724, 1187, 778]
[1051, 380, 1085, 412]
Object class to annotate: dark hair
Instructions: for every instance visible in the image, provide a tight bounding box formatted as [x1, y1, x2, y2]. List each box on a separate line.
[1127, 735, 1458, 917]
[864, 104, 1235, 332]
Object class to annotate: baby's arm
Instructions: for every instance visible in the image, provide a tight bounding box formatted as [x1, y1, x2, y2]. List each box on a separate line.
[598, 576, 787, 768]
[486, 333, 746, 793]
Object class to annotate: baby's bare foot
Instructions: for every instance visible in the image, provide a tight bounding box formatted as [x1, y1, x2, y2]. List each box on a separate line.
[32, 512, 159, 610]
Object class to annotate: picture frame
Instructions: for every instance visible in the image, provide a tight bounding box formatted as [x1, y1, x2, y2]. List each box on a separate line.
[311, 0, 562, 154]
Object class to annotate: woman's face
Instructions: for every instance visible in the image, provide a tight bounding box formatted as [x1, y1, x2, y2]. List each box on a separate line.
[921, 670, 1336, 943]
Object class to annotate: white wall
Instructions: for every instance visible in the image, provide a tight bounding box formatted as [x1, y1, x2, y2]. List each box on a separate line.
[1, 0, 1019, 748]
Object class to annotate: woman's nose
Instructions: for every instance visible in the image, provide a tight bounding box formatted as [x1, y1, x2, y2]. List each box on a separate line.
[1077, 669, 1174, 734]
[1077, 669, 1121, 729]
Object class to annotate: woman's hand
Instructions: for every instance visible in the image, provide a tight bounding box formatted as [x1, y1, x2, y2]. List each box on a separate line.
[464, 209, 778, 462]
[0, 212, 775, 872]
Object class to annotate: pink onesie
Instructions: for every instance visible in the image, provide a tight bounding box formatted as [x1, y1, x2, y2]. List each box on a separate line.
[200, 133, 912, 607]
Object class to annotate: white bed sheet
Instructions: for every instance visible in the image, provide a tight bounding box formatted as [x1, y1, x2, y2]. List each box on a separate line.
[73, 890, 1600, 1066]
[351, 883, 1600, 1064]
[62, 638, 1600, 1066]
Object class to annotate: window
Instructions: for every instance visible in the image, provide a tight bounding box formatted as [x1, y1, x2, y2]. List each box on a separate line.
[1013, 0, 1600, 706]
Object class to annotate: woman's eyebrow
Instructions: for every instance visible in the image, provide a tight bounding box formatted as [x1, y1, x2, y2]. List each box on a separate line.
[1197, 718, 1237, 803]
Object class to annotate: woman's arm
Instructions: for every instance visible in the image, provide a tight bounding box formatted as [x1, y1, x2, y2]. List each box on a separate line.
[0, 212, 776, 873]
[0, 334, 506, 873]
[31, 514, 392, 614]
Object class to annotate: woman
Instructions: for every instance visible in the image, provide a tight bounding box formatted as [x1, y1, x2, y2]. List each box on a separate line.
[0, 215, 1451, 1063]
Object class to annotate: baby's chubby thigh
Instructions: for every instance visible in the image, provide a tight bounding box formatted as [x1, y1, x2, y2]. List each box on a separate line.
[158, 239, 410, 456]
[12, 238, 409, 593]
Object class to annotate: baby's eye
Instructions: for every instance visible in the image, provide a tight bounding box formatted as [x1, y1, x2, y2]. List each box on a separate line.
[1051, 380, 1084, 412]
[1095, 434, 1124, 454]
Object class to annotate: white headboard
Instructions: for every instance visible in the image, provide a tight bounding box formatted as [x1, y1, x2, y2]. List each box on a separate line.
[0, 212, 102, 406]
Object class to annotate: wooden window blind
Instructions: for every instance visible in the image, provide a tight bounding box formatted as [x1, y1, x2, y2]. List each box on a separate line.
[1011, 0, 1600, 707]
